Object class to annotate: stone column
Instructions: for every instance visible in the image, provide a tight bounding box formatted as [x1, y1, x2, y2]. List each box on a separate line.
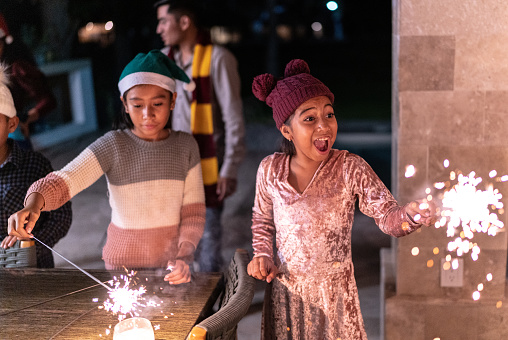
[384, 1, 508, 339]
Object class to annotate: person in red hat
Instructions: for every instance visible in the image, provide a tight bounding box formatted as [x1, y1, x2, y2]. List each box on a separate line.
[247, 59, 437, 339]
[0, 12, 56, 150]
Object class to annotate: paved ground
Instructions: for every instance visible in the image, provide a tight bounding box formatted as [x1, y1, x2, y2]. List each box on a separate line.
[39, 123, 391, 340]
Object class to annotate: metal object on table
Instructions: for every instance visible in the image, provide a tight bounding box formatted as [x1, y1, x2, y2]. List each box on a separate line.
[0, 240, 36, 268]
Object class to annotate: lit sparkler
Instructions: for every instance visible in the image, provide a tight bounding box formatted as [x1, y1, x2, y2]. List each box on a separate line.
[433, 170, 504, 259]
[102, 271, 148, 321]
[405, 160, 506, 301]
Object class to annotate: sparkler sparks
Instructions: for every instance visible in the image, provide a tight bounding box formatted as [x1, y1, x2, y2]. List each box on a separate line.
[433, 170, 504, 258]
[95, 270, 167, 339]
[405, 165, 416, 178]
[405, 160, 506, 301]
[102, 271, 147, 321]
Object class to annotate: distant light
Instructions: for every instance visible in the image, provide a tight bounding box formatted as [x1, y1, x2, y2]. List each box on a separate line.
[326, 1, 339, 11]
[276, 24, 292, 41]
[211, 26, 242, 44]
[105, 21, 114, 31]
[78, 22, 116, 46]
[311, 22, 322, 32]
[405, 164, 416, 178]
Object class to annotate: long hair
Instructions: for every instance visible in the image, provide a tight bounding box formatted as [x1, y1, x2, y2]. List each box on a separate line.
[112, 88, 174, 130]
[280, 137, 296, 156]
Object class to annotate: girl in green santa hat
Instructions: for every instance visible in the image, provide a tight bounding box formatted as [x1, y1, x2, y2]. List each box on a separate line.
[7, 50, 205, 284]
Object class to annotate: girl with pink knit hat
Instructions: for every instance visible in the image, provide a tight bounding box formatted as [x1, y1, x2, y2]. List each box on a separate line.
[248, 59, 436, 339]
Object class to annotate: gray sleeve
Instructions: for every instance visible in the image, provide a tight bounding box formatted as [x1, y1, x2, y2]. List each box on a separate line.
[211, 47, 246, 179]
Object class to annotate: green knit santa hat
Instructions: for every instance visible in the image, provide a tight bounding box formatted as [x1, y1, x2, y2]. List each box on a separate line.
[118, 50, 194, 97]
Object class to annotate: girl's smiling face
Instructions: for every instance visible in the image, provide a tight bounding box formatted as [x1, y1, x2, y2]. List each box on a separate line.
[280, 95, 337, 164]
[121, 84, 176, 141]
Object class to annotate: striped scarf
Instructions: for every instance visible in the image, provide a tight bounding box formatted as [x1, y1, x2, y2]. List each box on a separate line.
[168, 36, 220, 207]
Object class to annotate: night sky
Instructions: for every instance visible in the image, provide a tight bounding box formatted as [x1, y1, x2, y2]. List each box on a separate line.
[1, 0, 392, 126]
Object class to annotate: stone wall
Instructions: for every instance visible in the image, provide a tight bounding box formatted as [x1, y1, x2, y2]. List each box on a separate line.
[385, 1, 508, 339]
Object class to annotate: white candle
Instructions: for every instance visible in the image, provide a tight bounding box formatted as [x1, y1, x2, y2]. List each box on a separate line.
[114, 328, 154, 340]
[113, 317, 155, 340]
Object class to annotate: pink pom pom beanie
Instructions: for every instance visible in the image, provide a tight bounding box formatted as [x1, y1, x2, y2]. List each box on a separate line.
[252, 59, 334, 129]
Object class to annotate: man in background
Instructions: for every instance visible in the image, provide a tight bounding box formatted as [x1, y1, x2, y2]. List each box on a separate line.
[154, 0, 245, 272]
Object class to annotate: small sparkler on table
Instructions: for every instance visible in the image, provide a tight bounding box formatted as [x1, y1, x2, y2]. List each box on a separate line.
[98, 269, 167, 338]
[101, 271, 147, 321]
[405, 159, 506, 301]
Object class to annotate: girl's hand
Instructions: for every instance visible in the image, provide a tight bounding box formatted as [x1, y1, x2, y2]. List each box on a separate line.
[164, 260, 191, 285]
[7, 193, 45, 240]
[406, 199, 438, 227]
[247, 256, 278, 283]
[216, 177, 237, 201]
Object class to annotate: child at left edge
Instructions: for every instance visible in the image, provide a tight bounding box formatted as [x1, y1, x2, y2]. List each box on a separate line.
[7, 50, 205, 284]
[0, 63, 72, 268]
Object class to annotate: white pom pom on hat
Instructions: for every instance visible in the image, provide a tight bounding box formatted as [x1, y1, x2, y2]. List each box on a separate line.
[0, 13, 13, 45]
[183, 80, 196, 92]
[0, 63, 16, 118]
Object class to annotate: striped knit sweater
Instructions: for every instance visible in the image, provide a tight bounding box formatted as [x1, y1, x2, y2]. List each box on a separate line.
[27, 129, 206, 269]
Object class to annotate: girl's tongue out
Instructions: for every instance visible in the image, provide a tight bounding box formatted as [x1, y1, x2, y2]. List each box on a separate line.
[314, 139, 328, 152]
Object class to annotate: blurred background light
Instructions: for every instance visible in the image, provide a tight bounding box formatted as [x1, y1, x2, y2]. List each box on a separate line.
[311, 21, 323, 32]
[105, 21, 113, 31]
[326, 1, 339, 11]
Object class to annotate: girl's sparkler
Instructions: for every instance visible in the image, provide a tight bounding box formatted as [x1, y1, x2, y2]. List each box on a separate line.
[407, 160, 506, 301]
[433, 170, 504, 259]
[103, 272, 148, 321]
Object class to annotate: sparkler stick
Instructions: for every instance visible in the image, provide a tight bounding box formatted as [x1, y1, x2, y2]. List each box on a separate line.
[48, 305, 98, 340]
[31, 236, 111, 291]
[0, 282, 104, 317]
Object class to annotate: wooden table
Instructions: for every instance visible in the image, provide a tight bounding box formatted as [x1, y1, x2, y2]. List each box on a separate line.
[0, 268, 223, 339]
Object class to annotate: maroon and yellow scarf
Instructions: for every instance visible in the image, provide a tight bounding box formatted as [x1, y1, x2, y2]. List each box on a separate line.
[168, 34, 219, 207]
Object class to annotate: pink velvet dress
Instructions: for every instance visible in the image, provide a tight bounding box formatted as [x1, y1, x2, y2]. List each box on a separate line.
[251, 149, 420, 340]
